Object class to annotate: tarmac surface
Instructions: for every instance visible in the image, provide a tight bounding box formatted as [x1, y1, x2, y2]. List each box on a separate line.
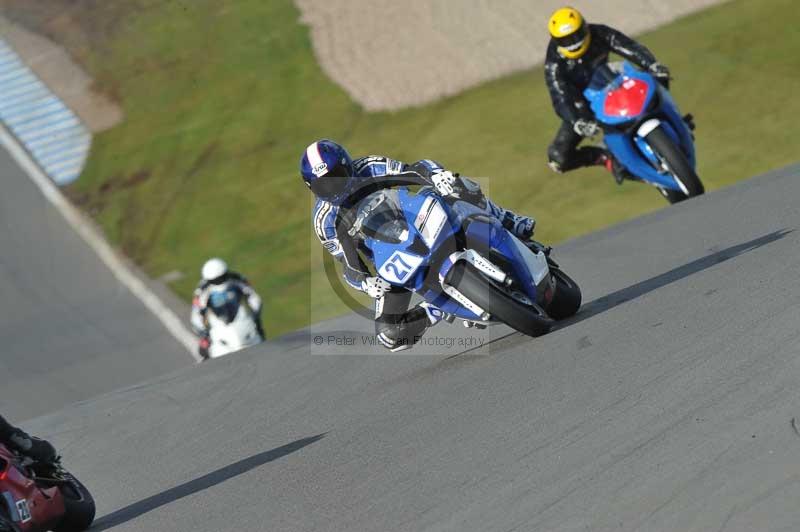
[22, 163, 800, 531]
[0, 146, 190, 421]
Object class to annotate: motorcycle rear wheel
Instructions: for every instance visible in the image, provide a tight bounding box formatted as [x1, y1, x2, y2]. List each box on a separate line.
[446, 262, 554, 337]
[646, 126, 704, 204]
[53, 473, 95, 532]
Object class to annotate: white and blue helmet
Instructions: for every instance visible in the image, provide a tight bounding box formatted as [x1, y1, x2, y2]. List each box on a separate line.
[200, 257, 228, 284]
[201, 257, 228, 283]
[300, 139, 355, 204]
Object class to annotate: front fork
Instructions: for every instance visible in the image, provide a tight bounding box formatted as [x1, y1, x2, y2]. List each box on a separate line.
[525, 240, 559, 307]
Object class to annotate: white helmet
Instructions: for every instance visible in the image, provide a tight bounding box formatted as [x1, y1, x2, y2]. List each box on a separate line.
[201, 258, 228, 282]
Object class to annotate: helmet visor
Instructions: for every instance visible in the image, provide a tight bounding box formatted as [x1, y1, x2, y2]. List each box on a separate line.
[308, 175, 349, 200]
[555, 22, 589, 51]
[208, 272, 230, 285]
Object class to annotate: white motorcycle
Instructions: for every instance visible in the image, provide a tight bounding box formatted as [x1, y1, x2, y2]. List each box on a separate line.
[204, 283, 264, 358]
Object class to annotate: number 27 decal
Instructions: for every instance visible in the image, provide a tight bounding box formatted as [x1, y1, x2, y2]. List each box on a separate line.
[380, 251, 423, 284]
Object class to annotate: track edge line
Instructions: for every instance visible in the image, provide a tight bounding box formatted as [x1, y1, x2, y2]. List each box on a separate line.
[0, 122, 202, 362]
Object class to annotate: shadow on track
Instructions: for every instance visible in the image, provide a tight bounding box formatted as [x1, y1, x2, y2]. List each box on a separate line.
[453, 229, 791, 357]
[567, 229, 791, 327]
[91, 433, 326, 531]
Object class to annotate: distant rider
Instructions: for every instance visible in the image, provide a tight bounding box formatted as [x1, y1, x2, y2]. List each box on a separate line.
[302, 139, 537, 351]
[0, 415, 56, 463]
[544, 6, 674, 183]
[190, 258, 264, 357]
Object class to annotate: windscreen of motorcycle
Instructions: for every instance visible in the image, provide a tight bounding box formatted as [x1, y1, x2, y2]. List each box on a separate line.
[587, 63, 621, 92]
[354, 190, 409, 244]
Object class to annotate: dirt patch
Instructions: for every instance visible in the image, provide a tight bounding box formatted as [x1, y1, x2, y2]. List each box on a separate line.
[64, 169, 150, 217]
[0, 2, 125, 132]
[295, 0, 729, 111]
[96, 170, 152, 194]
[0, 0, 133, 55]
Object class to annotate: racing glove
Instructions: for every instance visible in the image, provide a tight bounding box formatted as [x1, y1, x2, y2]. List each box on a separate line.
[6, 429, 57, 463]
[362, 276, 392, 299]
[430, 170, 458, 197]
[573, 119, 600, 138]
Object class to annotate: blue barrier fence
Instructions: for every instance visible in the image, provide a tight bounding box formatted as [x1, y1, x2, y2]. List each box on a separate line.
[0, 38, 91, 185]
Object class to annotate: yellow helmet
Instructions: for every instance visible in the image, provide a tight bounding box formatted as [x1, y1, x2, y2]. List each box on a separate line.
[548, 7, 591, 59]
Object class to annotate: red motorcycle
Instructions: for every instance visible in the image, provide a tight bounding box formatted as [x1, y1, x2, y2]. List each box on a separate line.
[0, 444, 94, 532]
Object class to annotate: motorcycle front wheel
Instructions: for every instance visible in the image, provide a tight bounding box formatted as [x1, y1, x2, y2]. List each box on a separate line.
[446, 262, 554, 337]
[646, 126, 704, 204]
[53, 472, 95, 532]
[547, 267, 582, 320]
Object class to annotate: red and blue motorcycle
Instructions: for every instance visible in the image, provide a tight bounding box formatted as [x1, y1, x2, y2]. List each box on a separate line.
[0, 444, 94, 532]
[584, 61, 704, 203]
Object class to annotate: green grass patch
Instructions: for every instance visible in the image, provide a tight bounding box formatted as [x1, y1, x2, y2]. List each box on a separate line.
[55, 0, 800, 335]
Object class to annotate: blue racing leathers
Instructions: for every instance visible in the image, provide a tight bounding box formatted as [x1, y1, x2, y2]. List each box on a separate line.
[312, 156, 535, 292]
[312, 156, 535, 351]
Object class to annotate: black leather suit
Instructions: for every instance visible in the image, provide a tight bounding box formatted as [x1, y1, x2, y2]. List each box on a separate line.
[544, 24, 658, 172]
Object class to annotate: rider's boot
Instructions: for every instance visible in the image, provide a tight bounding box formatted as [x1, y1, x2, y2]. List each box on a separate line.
[503, 212, 535, 240]
[482, 198, 535, 240]
[483, 198, 536, 240]
[6, 428, 57, 463]
[198, 334, 211, 359]
[377, 304, 442, 352]
[598, 152, 634, 185]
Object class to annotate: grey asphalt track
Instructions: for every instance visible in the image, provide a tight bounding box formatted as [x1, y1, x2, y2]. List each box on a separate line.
[0, 146, 191, 421]
[23, 163, 800, 531]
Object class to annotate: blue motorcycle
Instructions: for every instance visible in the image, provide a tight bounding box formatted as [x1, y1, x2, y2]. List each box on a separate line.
[349, 187, 581, 337]
[583, 61, 703, 203]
